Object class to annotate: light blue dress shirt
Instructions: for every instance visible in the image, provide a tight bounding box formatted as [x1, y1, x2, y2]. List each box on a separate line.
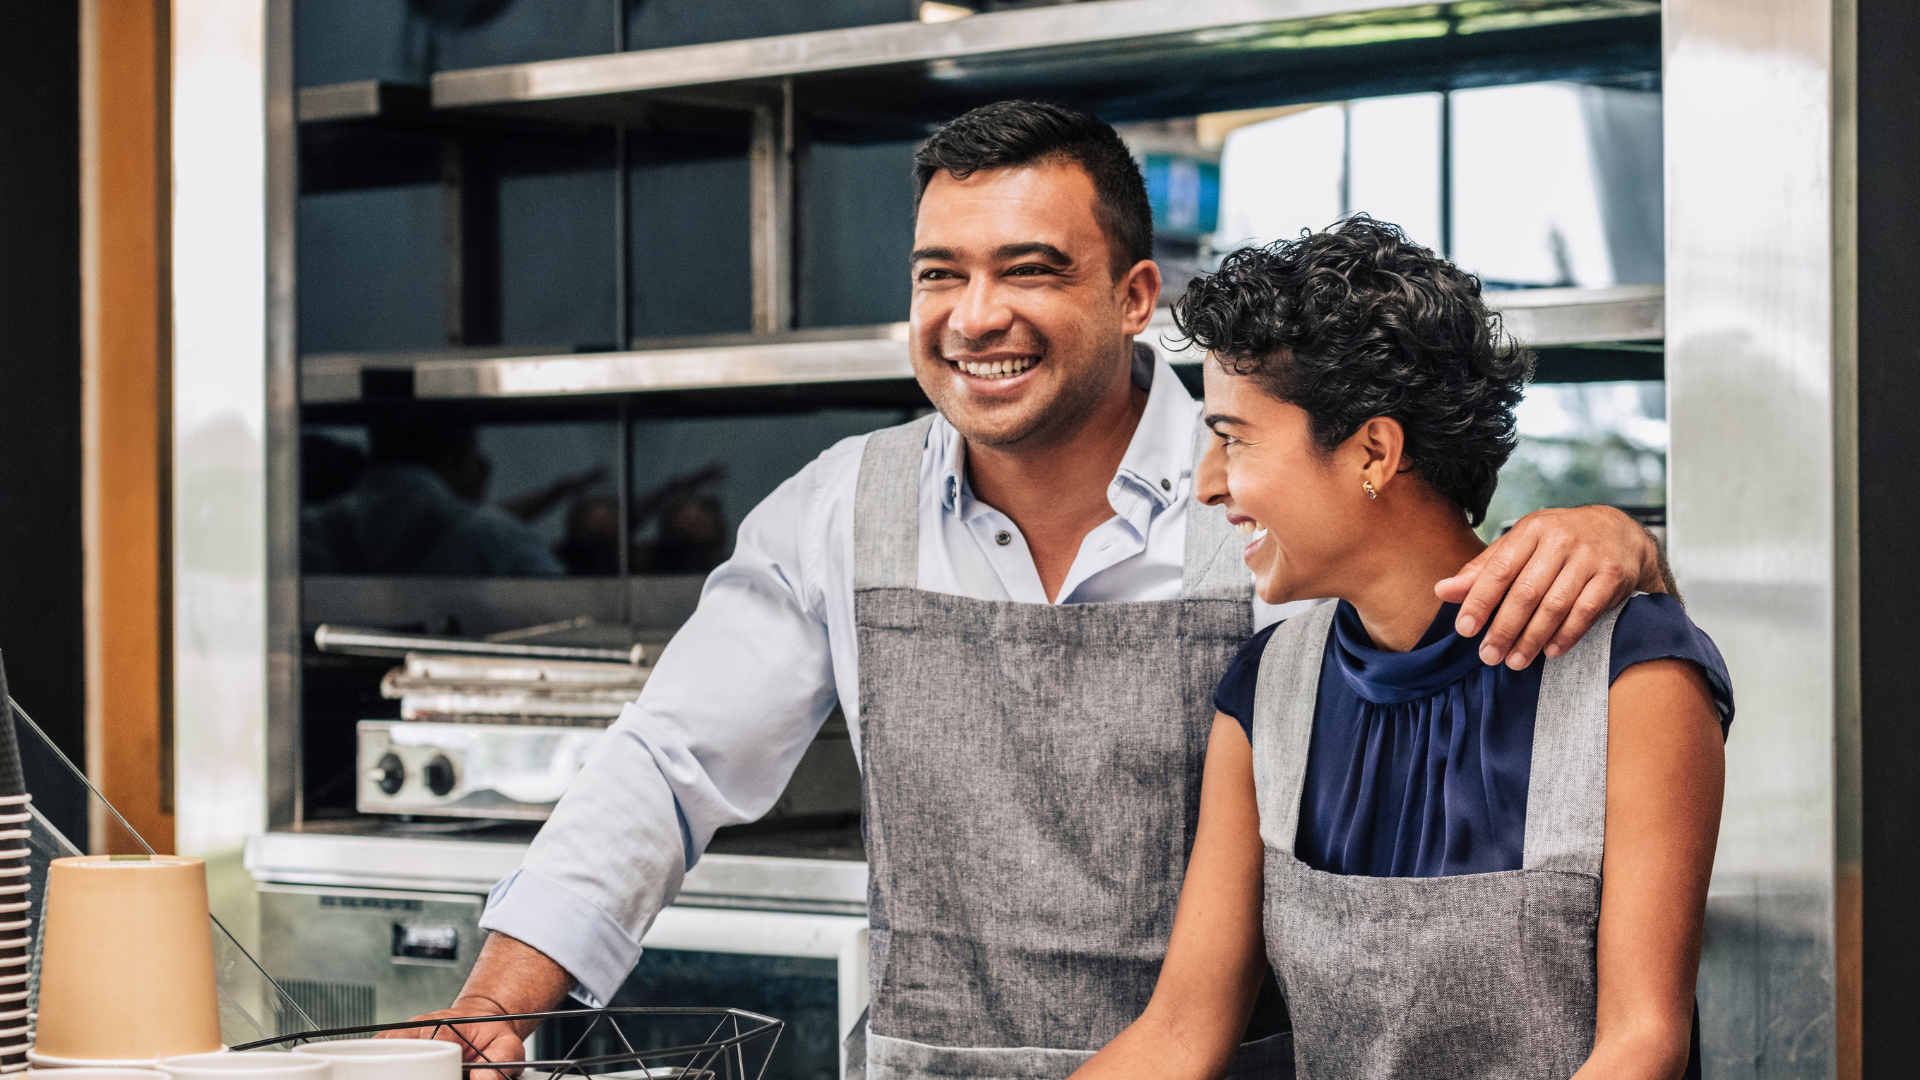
[479, 353, 1301, 1005]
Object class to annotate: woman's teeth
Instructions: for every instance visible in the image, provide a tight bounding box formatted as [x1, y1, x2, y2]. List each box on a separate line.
[1235, 519, 1265, 536]
[957, 356, 1037, 379]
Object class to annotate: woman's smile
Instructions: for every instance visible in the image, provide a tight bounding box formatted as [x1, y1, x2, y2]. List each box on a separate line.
[1228, 513, 1269, 564]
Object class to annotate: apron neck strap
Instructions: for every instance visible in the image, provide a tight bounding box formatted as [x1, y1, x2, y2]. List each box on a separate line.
[1183, 418, 1253, 600]
[854, 414, 937, 590]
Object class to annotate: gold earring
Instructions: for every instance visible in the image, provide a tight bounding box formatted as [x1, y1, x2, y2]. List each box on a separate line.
[1364, 479, 1377, 500]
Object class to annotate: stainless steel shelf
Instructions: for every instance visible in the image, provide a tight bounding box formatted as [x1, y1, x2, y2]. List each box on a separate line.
[300, 285, 1662, 403]
[429, 0, 1659, 126]
[298, 80, 429, 124]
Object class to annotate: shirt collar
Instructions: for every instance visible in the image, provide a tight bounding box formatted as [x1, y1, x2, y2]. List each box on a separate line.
[935, 344, 1198, 517]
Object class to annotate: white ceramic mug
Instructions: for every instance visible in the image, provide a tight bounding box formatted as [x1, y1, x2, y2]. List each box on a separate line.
[26, 1070, 171, 1080]
[159, 1052, 331, 1080]
[294, 1040, 460, 1080]
[25, 1060, 170, 1068]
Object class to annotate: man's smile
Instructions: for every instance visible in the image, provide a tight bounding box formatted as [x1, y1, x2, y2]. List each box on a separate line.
[947, 353, 1041, 381]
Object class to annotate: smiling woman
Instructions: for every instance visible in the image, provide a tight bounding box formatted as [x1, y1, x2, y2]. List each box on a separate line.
[1068, 217, 1730, 1080]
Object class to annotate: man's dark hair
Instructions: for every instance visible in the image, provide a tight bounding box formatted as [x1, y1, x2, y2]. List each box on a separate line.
[914, 100, 1152, 278]
[1174, 217, 1533, 526]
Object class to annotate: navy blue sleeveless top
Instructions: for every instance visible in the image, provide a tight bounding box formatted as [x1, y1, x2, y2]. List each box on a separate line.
[1214, 594, 1734, 878]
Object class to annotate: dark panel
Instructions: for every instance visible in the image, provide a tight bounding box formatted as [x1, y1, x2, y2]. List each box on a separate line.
[0, 6, 85, 845]
[298, 184, 448, 353]
[1529, 345, 1663, 384]
[1856, 0, 1920, 1075]
[798, 138, 917, 329]
[626, 0, 917, 52]
[296, 0, 621, 87]
[627, 130, 754, 338]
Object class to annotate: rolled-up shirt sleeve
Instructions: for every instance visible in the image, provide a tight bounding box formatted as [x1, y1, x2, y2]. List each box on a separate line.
[479, 446, 849, 1007]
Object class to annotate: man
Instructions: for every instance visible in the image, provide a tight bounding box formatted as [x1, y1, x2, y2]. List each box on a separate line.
[398, 101, 1669, 1077]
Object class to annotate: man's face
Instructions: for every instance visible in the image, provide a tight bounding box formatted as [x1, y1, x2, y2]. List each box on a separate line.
[909, 161, 1157, 449]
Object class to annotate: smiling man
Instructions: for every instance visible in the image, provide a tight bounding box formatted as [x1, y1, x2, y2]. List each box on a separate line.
[397, 101, 1671, 1080]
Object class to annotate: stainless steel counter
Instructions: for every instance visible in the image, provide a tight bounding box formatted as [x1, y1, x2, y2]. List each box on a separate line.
[244, 828, 868, 916]
[248, 826, 871, 1043]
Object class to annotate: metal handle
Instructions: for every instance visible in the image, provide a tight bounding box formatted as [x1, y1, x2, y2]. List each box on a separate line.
[314, 624, 648, 665]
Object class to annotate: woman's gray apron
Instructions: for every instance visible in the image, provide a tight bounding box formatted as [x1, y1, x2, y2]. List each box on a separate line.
[849, 415, 1292, 1080]
[1251, 601, 1620, 1080]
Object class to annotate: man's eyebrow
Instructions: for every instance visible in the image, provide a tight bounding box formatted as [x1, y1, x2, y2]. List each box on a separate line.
[994, 242, 1072, 265]
[910, 247, 958, 263]
[1203, 413, 1248, 431]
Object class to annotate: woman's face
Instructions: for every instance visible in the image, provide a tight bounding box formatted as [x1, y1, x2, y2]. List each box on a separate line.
[1196, 359, 1380, 606]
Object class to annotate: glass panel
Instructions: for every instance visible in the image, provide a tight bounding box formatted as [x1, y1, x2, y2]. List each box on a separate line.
[298, 185, 447, 354]
[628, 131, 754, 341]
[1207, 81, 1660, 286]
[797, 138, 917, 329]
[1482, 380, 1667, 538]
[1451, 82, 1663, 288]
[299, 419, 619, 578]
[570, 949, 839, 1080]
[627, 409, 918, 573]
[1347, 93, 1443, 253]
[1215, 104, 1346, 250]
[1, 692, 313, 1043]
[500, 168, 619, 349]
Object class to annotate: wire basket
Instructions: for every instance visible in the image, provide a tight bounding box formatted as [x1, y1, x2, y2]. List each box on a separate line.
[232, 1008, 783, 1080]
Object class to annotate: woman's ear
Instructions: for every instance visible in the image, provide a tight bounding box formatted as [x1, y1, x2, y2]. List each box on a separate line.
[1352, 417, 1406, 499]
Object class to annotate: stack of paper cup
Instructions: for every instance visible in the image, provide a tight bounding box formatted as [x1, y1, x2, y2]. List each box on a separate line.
[296, 1041, 459, 1080]
[0, 793, 36, 1070]
[29, 856, 221, 1067]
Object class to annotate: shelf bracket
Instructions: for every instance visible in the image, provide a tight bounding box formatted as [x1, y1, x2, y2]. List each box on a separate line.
[750, 78, 795, 335]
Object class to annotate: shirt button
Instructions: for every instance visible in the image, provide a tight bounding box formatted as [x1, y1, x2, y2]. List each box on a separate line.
[995, 530, 1012, 546]
[1160, 478, 1171, 491]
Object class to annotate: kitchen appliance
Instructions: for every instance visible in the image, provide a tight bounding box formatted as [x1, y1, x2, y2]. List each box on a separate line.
[357, 721, 605, 820]
[331, 626, 862, 824]
[246, 831, 866, 1080]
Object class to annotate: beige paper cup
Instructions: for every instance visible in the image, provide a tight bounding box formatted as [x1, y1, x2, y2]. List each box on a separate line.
[160, 1053, 332, 1080]
[295, 1041, 459, 1080]
[33, 856, 221, 1062]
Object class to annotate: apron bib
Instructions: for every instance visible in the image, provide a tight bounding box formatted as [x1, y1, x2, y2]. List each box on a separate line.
[849, 415, 1291, 1080]
[1251, 602, 1620, 1080]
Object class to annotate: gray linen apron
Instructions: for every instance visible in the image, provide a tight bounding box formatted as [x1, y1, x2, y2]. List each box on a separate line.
[849, 415, 1293, 1080]
[1251, 601, 1621, 1080]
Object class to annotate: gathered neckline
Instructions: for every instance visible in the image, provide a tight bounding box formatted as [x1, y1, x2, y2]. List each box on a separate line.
[1330, 600, 1493, 705]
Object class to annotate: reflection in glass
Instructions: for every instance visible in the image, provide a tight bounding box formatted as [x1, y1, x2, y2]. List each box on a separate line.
[301, 409, 915, 578]
[1482, 381, 1667, 538]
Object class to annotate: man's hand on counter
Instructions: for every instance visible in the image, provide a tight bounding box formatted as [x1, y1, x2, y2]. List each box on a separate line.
[381, 932, 577, 1080]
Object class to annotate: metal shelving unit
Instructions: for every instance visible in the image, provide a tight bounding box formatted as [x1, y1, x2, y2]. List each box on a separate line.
[290, 0, 1663, 364]
[271, 0, 1670, 831]
[427, 0, 1661, 126]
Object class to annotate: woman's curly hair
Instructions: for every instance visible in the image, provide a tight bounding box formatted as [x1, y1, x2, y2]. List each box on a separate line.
[1174, 216, 1533, 526]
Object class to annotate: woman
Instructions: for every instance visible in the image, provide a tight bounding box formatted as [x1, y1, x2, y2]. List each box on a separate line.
[1071, 218, 1731, 1080]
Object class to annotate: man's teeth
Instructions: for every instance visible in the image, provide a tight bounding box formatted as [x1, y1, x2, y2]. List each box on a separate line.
[958, 356, 1038, 379]
[1235, 520, 1265, 536]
